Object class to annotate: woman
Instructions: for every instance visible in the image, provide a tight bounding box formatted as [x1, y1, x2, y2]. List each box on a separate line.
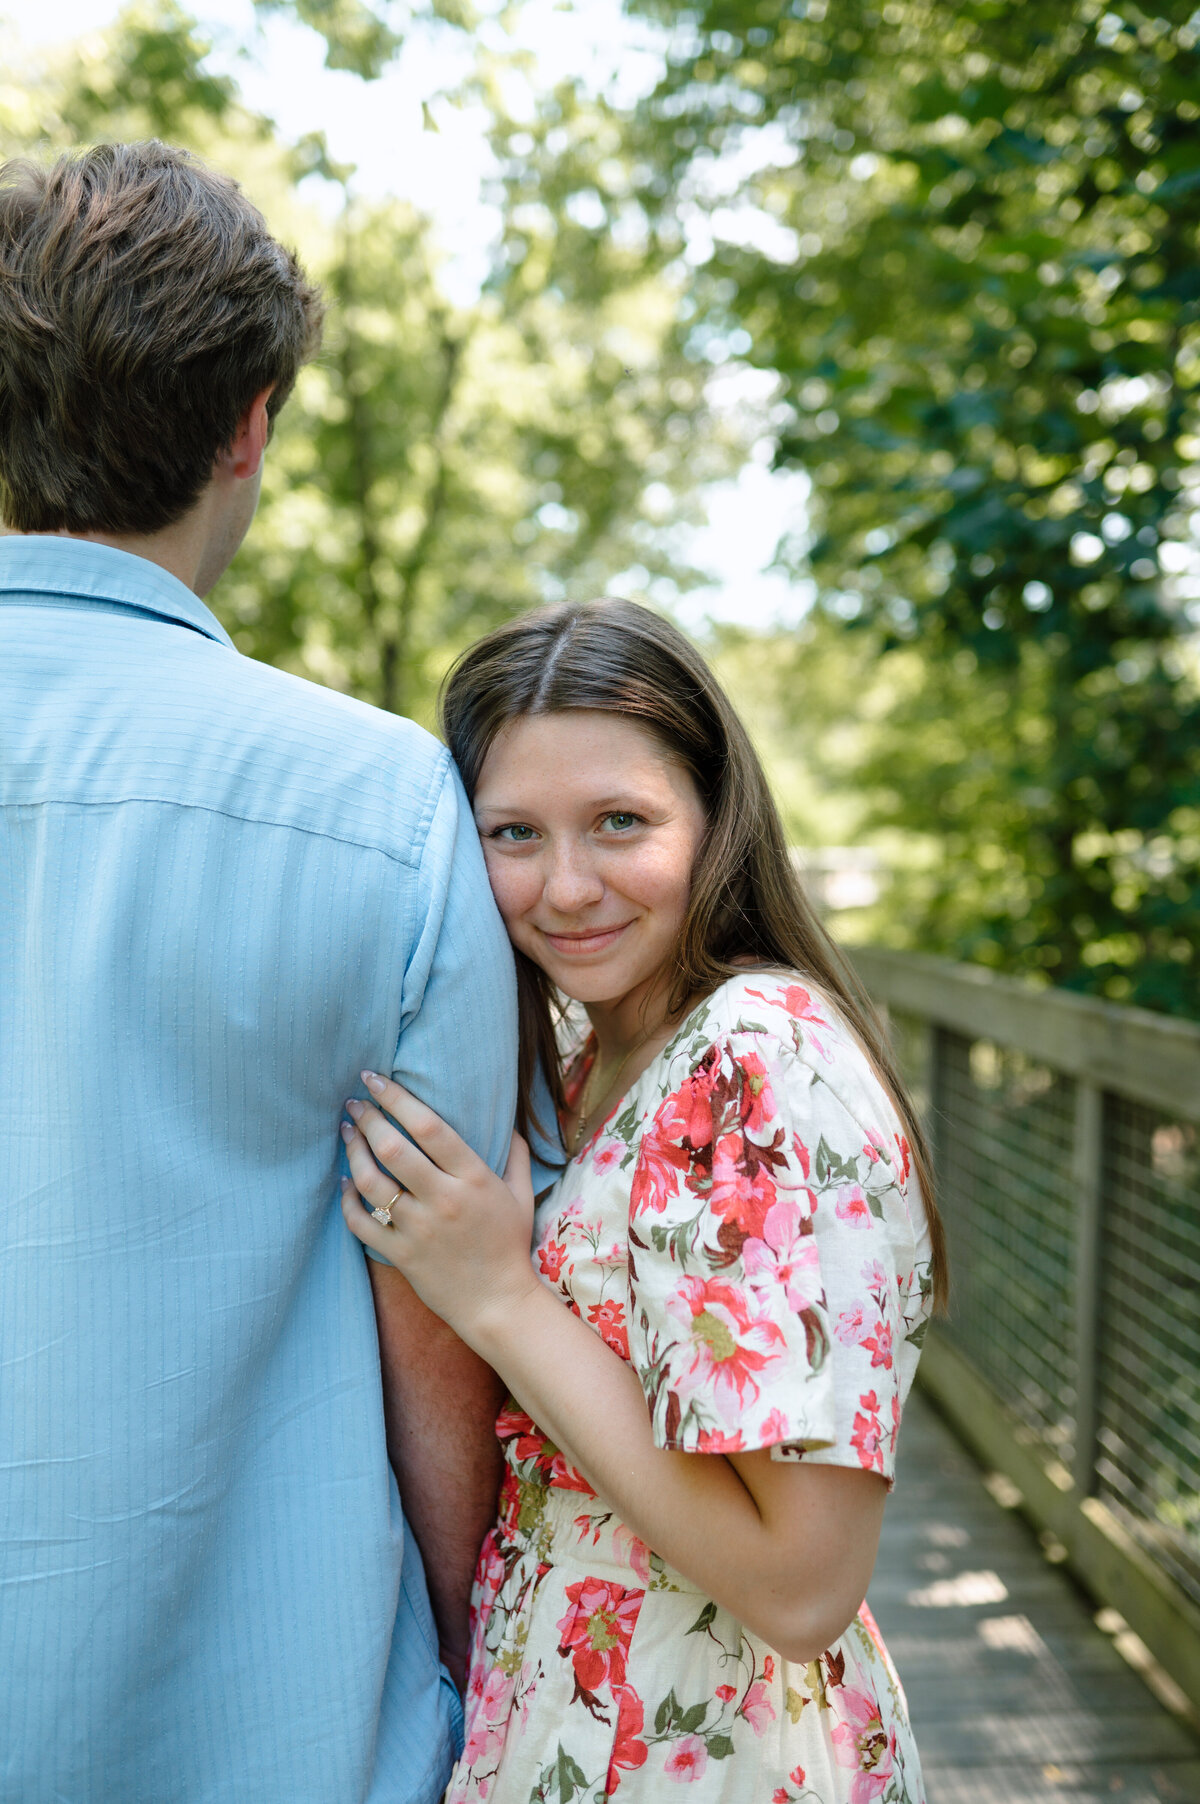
[340, 599, 946, 1803]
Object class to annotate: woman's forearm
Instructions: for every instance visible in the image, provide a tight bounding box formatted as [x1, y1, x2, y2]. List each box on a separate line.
[471, 1279, 855, 1661]
[339, 1083, 882, 1662]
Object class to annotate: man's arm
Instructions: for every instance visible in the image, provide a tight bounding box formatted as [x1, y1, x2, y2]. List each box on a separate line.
[373, 757, 519, 1682]
[368, 1263, 503, 1688]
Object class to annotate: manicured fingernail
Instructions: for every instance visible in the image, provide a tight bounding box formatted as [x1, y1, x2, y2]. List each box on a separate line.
[340, 1120, 354, 1142]
[340, 1176, 351, 1190]
[362, 1071, 385, 1094]
[346, 1099, 364, 1120]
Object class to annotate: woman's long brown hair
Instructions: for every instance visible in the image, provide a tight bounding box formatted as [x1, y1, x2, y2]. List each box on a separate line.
[441, 598, 948, 1313]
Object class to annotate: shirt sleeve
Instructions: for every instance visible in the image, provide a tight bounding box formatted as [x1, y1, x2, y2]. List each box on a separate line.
[385, 757, 518, 1205]
[625, 1028, 914, 1482]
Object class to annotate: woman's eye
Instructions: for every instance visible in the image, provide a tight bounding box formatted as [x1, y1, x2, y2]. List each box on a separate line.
[493, 822, 538, 844]
[602, 812, 639, 832]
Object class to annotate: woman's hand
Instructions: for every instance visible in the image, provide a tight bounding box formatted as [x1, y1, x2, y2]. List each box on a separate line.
[340, 1072, 541, 1348]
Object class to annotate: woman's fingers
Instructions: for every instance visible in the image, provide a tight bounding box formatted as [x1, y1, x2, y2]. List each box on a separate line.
[360, 1072, 482, 1180]
[341, 1114, 434, 1212]
[340, 1176, 398, 1261]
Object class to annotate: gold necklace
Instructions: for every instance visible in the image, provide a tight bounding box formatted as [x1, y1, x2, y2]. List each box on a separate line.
[569, 1031, 653, 1155]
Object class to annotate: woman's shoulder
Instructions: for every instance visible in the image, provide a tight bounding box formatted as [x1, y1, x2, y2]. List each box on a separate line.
[657, 967, 900, 1133]
[663, 967, 855, 1072]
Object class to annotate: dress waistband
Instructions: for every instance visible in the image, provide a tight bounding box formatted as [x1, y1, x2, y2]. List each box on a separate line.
[496, 1475, 705, 1595]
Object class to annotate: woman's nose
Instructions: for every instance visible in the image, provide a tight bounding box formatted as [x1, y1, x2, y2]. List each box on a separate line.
[542, 843, 605, 913]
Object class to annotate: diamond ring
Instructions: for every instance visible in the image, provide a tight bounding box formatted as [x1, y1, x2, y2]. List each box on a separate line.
[371, 1190, 403, 1227]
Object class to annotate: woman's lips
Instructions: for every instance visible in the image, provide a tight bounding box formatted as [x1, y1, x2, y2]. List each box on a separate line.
[540, 922, 633, 955]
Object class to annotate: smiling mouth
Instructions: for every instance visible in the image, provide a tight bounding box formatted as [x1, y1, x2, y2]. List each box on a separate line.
[540, 922, 634, 955]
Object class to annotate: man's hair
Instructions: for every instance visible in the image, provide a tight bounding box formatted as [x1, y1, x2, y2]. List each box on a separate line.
[0, 140, 324, 534]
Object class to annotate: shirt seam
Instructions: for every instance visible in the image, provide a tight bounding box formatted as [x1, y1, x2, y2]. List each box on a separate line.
[1, 791, 429, 871]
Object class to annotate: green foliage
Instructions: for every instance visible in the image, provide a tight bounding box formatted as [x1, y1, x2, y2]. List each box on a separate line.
[3, 2, 734, 728]
[626, 0, 1200, 1013]
[251, 0, 474, 80]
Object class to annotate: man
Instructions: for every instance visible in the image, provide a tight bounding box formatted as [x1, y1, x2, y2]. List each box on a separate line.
[0, 141, 516, 1802]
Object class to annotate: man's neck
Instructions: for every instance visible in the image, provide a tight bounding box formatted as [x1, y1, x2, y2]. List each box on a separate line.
[51, 522, 209, 595]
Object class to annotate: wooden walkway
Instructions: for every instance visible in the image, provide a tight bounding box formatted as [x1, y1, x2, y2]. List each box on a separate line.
[867, 1389, 1200, 1804]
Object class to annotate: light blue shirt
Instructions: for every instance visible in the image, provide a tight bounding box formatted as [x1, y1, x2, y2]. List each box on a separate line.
[0, 536, 519, 1803]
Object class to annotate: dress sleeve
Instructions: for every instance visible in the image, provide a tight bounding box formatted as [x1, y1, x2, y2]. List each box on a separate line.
[625, 1028, 915, 1482]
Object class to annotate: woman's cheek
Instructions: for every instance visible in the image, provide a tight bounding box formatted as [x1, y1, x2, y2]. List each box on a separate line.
[481, 846, 540, 933]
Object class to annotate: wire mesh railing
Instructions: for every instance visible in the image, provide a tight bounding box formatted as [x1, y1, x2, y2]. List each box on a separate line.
[852, 947, 1200, 1712]
[931, 1030, 1078, 1466]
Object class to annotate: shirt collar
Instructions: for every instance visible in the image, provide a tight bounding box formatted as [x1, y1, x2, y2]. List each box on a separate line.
[0, 534, 236, 649]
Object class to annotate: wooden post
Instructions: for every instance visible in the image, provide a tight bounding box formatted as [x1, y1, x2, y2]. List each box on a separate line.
[1072, 1080, 1105, 1498]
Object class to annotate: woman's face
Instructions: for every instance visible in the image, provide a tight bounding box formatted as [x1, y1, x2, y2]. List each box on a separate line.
[473, 710, 708, 1010]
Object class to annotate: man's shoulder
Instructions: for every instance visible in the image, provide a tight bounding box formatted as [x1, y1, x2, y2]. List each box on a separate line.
[221, 646, 443, 766]
[3, 597, 457, 868]
[175, 643, 457, 864]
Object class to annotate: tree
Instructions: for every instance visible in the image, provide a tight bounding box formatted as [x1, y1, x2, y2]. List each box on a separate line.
[3, 2, 737, 725]
[624, 0, 1200, 1013]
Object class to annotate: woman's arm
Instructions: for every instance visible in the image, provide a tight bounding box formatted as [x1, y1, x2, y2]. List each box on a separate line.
[341, 1077, 885, 1664]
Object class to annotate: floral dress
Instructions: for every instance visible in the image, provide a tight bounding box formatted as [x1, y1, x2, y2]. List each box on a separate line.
[445, 973, 932, 1804]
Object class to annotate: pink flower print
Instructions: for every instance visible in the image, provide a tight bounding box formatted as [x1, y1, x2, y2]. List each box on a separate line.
[791, 1764, 808, 1786]
[537, 1238, 569, 1281]
[861, 1259, 889, 1293]
[862, 1141, 881, 1164]
[469, 1533, 507, 1654]
[735, 1049, 776, 1135]
[665, 1275, 786, 1421]
[543, 1448, 595, 1494]
[630, 1113, 691, 1215]
[664, 1735, 708, 1782]
[830, 1686, 896, 1802]
[708, 1131, 777, 1238]
[460, 1664, 514, 1767]
[657, 1055, 721, 1150]
[605, 1683, 649, 1792]
[740, 1679, 776, 1736]
[744, 1197, 823, 1312]
[762, 1655, 775, 1680]
[895, 1131, 912, 1185]
[556, 1577, 643, 1695]
[715, 1683, 736, 1704]
[695, 1427, 745, 1453]
[836, 1185, 872, 1227]
[747, 982, 827, 1026]
[496, 1402, 548, 1464]
[836, 1302, 871, 1347]
[792, 1133, 811, 1179]
[587, 1297, 630, 1359]
[611, 1523, 652, 1584]
[851, 1390, 886, 1474]
[592, 1139, 622, 1174]
[760, 1406, 790, 1444]
[860, 1320, 894, 1370]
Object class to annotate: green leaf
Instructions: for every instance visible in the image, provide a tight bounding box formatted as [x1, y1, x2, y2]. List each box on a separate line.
[655, 1689, 680, 1735]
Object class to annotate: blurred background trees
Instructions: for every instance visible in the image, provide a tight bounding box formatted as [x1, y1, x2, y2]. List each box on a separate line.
[622, 0, 1200, 1011]
[3, 0, 1198, 1012]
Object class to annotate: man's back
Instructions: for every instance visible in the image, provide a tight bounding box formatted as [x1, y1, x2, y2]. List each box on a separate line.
[0, 536, 517, 1802]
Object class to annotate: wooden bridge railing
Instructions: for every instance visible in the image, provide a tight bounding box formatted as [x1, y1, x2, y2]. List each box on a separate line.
[851, 946, 1200, 1717]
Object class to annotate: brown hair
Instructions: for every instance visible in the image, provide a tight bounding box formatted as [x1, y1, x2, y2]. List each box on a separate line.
[0, 141, 323, 534]
[442, 598, 948, 1313]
